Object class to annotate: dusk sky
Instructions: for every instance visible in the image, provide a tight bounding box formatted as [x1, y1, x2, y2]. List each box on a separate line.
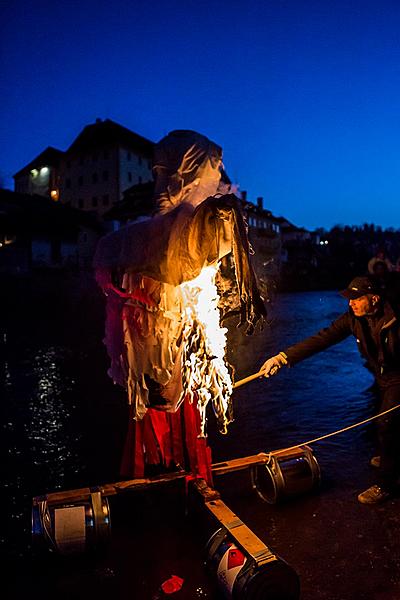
[2, 0, 400, 230]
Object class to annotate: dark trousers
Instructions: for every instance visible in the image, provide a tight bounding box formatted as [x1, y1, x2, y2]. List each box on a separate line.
[377, 383, 400, 491]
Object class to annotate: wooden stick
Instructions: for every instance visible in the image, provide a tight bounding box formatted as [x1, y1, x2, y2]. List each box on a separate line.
[233, 369, 264, 388]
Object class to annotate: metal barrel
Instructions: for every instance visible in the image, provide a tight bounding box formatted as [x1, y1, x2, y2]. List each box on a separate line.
[206, 528, 300, 600]
[32, 489, 111, 555]
[250, 445, 320, 504]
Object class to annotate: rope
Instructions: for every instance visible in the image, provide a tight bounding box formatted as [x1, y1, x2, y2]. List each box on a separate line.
[270, 403, 400, 457]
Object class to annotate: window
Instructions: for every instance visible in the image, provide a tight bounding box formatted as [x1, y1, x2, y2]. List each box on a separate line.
[78, 198, 84, 209]
[102, 170, 109, 181]
[78, 176, 83, 186]
[65, 178, 71, 189]
[92, 196, 98, 207]
[128, 172, 132, 182]
[92, 173, 98, 184]
[102, 194, 109, 206]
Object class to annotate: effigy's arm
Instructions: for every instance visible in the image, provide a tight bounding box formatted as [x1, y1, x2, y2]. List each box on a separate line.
[181, 194, 267, 334]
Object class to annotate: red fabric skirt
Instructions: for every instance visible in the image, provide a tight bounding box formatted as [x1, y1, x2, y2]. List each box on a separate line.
[120, 398, 213, 485]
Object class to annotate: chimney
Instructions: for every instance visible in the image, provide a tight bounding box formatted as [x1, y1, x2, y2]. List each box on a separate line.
[257, 196, 263, 210]
[241, 190, 247, 201]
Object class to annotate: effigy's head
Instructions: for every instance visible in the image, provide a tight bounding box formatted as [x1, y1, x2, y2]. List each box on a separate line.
[153, 130, 223, 213]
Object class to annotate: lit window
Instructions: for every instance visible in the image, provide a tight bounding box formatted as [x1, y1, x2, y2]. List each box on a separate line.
[30, 169, 39, 178]
[40, 166, 49, 175]
[50, 190, 59, 201]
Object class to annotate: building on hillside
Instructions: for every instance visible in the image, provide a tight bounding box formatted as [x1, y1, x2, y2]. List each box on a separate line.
[239, 192, 282, 288]
[0, 189, 101, 272]
[13, 147, 63, 198]
[276, 216, 312, 244]
[13, 118, 154, 217]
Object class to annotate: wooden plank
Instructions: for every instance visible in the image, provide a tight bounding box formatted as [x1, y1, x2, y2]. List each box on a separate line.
[32, 446, 309, 506]
[191, 478, 277, 565]
[33, 470, 188, 507]
[212, 446, 308, 476]
[211, 453, 270, 475]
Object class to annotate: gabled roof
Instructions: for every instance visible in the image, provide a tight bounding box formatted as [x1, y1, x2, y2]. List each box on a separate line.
[13, 147, 64, 178]
[67, 118, 154, 156]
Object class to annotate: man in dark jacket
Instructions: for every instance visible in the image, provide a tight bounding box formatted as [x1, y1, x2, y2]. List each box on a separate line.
[261, 276, 400, 504]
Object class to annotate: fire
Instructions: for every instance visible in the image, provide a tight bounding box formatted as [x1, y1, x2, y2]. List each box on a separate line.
[179, 264, 233, 436]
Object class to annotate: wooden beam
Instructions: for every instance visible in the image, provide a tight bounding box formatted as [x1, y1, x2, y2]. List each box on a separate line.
[191, 478, 277, 566]
[32, 446, 308, 507]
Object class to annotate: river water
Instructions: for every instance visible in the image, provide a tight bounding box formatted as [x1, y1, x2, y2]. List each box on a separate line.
[2, 283, 399, 599]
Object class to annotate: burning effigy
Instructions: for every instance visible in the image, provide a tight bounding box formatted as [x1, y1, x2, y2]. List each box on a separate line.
[94, 130, 266, 483]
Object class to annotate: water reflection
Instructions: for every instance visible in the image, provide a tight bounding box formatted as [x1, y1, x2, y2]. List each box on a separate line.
[1, 340, 83, 557]
[27, 348, 81, 490]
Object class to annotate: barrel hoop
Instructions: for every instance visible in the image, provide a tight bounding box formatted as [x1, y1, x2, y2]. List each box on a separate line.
[91, 491, 110, 544]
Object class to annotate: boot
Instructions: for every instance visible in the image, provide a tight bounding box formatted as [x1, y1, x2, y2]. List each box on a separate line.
[357, 484, 390, 504]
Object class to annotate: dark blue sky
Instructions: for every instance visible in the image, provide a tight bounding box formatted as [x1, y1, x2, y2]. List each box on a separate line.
[2, 0, 400, 230]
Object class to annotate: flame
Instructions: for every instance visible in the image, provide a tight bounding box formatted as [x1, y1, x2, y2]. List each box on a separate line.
[179, 265, 233, 436]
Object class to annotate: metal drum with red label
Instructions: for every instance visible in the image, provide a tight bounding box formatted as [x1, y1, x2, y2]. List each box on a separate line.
[206, 528, 300, 599]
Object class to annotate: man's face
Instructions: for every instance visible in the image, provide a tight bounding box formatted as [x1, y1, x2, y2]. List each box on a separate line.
[349, 294, 375, 316]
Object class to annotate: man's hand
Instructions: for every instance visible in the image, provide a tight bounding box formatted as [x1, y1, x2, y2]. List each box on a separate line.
[260, 352, 288, 378]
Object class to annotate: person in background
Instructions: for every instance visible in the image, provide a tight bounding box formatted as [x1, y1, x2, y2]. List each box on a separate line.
[260, 275, 400, 504]
[370, 260, 400, 308]
[368, 248, 393, 275]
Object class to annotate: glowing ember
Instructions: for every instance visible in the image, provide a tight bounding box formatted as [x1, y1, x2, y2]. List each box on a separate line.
[180, 265, 233, 436]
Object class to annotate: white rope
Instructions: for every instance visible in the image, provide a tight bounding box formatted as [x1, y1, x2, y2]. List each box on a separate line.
[270, 403, 400, 457]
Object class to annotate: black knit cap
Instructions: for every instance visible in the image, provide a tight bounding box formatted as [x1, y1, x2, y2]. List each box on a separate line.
[340, 276, 380, 299]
